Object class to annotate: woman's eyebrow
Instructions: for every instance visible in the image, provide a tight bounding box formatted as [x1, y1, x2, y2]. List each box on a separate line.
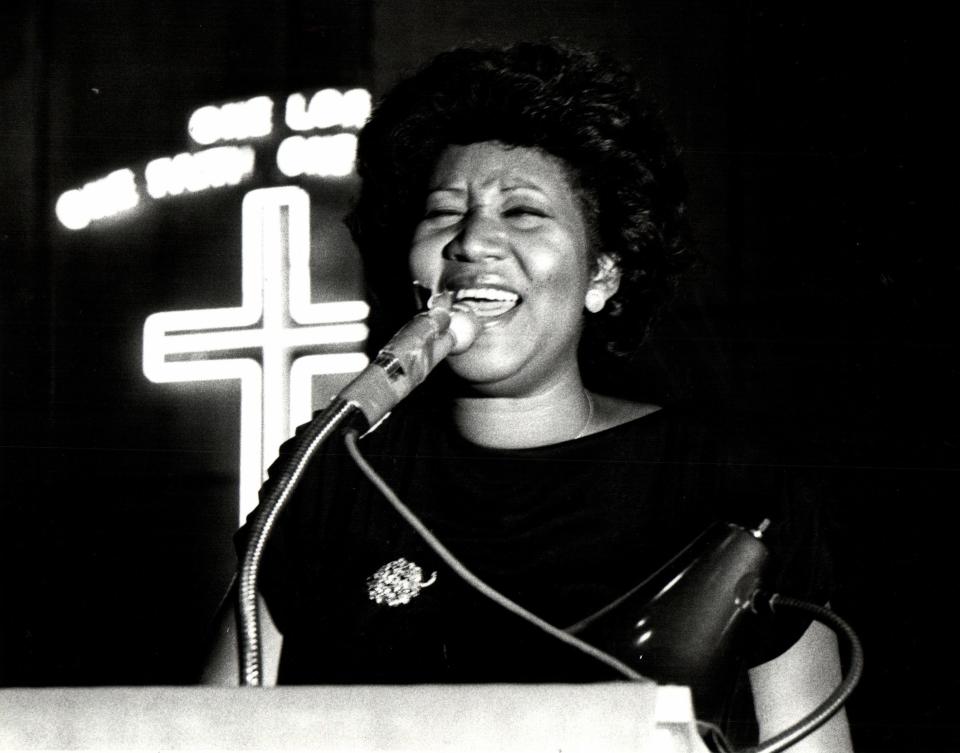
[425, 178, 550, 194]
[501, 177, 555, 195]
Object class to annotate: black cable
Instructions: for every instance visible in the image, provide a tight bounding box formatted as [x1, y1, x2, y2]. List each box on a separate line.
[698, 720, 735, 753]
[737, 594, 864, 753]
[343, 428, 651, 683]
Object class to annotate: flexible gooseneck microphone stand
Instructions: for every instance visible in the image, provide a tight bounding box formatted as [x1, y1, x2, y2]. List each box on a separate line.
[237, 296, 479, 686]
[237, 395, 362, 686]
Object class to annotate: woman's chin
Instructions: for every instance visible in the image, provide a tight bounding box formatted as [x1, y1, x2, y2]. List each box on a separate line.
[445, 336, 548, 394]
[444, 352, 520, 391]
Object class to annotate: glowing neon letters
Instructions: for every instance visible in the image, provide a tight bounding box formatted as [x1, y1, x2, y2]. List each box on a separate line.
[188, 95, 274, 146]
[56, 87, 372, 230]
[284, 88, 371, 131]
[55, 168, 140, 230]
[143, 186, 369, 522]
[145, 145, 255, 199]
[276, 133, 357, 178]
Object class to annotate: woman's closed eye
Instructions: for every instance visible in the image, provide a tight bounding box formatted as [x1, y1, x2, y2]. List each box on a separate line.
[420, 202, 551, 229]
[423, 206, 465, 222]
[503, 205, 549, 227]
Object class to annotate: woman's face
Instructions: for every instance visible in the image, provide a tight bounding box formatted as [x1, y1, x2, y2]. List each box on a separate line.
[409, 141, 595, 397]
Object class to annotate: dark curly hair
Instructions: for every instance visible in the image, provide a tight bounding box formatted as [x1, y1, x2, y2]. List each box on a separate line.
[346, 41, 691, 387]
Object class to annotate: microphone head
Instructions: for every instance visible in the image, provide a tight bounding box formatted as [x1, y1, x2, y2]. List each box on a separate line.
[426, 291, 480, 355]
[447, 304, 480, 354]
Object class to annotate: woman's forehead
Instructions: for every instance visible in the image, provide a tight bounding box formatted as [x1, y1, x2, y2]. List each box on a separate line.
[428, 141, 575, 194]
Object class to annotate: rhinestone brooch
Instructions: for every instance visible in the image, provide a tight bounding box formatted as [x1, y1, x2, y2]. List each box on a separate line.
[367, 557, 437, 607]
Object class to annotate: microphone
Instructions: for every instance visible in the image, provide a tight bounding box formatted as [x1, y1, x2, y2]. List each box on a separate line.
[338, 291, 480, 427]
[239, 293, 478, 686]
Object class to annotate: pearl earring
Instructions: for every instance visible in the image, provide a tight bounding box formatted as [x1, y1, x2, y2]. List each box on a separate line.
[585, 288, 606, 313]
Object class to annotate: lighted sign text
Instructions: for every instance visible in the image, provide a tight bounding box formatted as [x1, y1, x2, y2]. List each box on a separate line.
[276, 133, 357, 178]
[188, 95, 274, 146]
[143, 186, 369, 522]
[145, 145, 255, 199]
[55, 168, 139, 230]
[284, 88, 371, 131]
[57, 87, 371, 230]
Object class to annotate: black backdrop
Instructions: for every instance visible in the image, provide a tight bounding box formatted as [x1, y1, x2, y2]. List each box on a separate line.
[1, 2, 954, 751]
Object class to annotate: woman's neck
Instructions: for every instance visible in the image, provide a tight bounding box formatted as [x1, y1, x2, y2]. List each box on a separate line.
[451, 375, 594, 449]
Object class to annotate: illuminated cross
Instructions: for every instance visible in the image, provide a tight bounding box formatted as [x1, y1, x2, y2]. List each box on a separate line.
[143, 186, 369, 523]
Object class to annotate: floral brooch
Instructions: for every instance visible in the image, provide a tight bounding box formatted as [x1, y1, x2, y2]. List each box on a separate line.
[367, 557, 437, 607]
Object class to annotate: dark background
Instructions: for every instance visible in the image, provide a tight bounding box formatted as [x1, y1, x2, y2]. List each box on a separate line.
[0, 2, 954, 751]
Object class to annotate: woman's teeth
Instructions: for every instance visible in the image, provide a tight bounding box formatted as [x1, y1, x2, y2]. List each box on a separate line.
[453, 288, 520, 317]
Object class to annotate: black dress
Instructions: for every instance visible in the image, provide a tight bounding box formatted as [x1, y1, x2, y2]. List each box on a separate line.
[239, 395, 834, 736]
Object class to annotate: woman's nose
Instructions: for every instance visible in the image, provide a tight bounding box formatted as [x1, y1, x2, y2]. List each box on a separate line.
[444, 210, 506, 262]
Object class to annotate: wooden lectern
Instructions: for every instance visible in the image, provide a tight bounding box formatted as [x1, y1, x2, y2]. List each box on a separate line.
[1, 682, 710, 751]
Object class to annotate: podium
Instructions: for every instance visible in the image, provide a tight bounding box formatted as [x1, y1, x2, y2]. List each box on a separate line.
[1, 683, 710, 751]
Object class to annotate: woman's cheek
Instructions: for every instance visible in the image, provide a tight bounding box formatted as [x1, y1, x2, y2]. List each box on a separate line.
[408, 240, 444, 290]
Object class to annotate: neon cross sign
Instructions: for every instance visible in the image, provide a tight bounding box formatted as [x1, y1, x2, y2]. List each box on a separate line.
[143, 186, 369, 523]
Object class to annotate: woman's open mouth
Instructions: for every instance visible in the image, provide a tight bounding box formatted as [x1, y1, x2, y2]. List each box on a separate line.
[451, 287, 521, 319]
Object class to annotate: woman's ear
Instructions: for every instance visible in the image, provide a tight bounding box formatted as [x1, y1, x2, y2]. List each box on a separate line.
[585, 255, 621, 313]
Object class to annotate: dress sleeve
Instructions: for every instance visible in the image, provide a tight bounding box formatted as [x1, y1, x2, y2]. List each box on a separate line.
[696, 405, 839, 667]
[745, 467, 838, 666]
